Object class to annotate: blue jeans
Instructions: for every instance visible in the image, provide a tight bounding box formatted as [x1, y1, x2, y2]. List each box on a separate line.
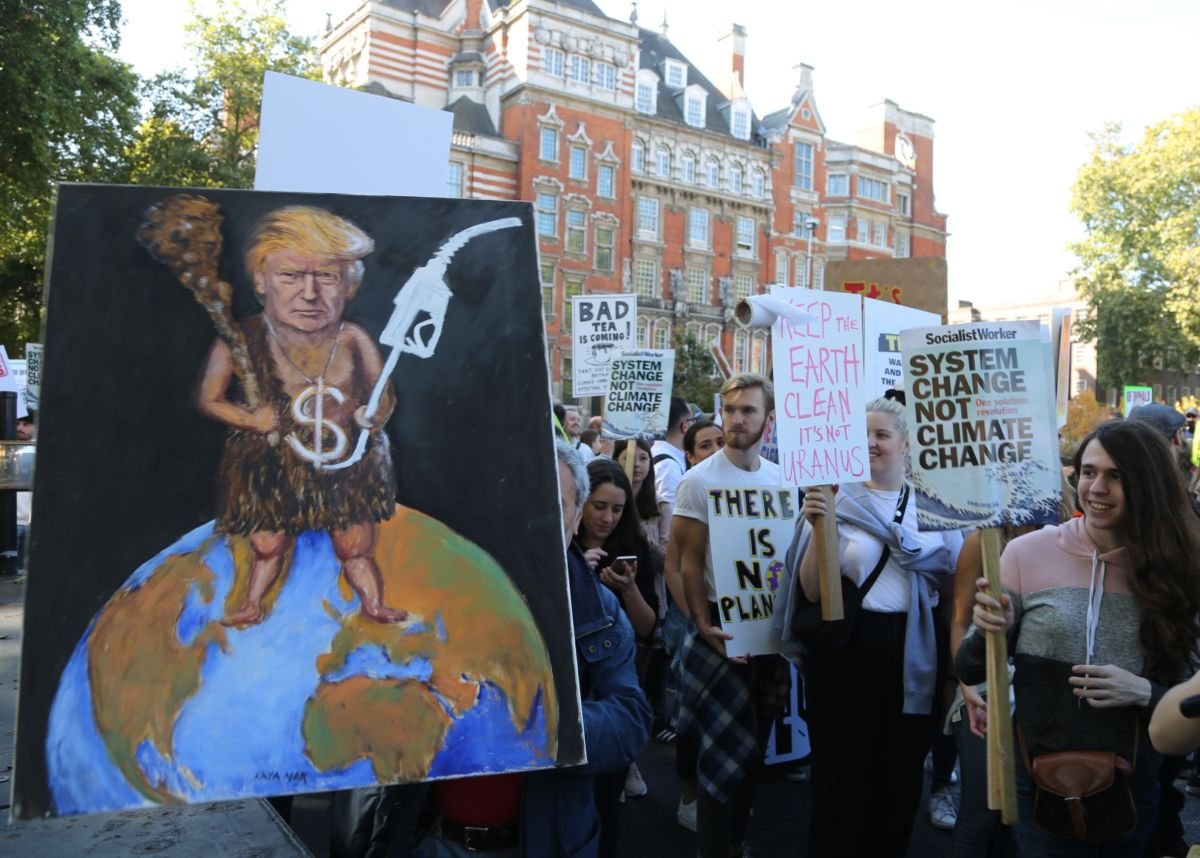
[1013, 769, 1158, 858]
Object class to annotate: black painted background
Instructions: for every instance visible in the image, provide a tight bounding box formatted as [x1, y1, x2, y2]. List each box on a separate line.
[13, 185, 577, 817]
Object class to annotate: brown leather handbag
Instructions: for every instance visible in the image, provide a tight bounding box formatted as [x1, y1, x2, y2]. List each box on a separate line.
[1023, 725, 1138, 843]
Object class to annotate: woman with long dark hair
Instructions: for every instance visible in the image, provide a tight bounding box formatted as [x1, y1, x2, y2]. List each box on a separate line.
[961, 419, 1200, 856]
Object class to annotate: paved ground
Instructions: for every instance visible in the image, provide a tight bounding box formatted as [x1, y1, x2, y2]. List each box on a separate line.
[3, 575, 1199, 856]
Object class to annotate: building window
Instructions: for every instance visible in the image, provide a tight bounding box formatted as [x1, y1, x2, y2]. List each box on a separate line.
[686, 268, 707, 304]
[543, 48, 564, 77]
[631, 139, 645, 172]
[561, 353, 573, 399]
[751, 332, 768, 373]
[873, 221, 887, 247]
[794, 141, 813, 190]
[705, 323, 722, 347]
[895, 231, 910, 258]
[636, 82, 655, 114]
[681, 152, 696, 183]
[637, 317, 649, 347]
[563, 279, 583, 328]
[706, 158, 720, 188]
[637, 197, 660, 238]
[653, 319, 670, 350]
[686, 95, 704, 128]
[827, 173, 848, 196]
[775, 251, 789, 286]
[539, 127, 558, 161]
[688, 207, 709, 248]
[733, 274, 754, 301]
[664, 60, 686, 88]
[733, 331, 749, 372]
[731, 108, 750, 140]
[569, 145, 587, 180]
[797, 254, 809, 288]
[634, 259, 657, 298]
[729, 163, 743, 194]
[897, 191, 911, 216]
[656, 146, 671, 178]
[828, 215, 846, 243]
[814, 263, 824, 290]
[596, 63, 617, 90]
[536, 192, 557, 237]
[541, 261, 555, 317]
[794, 211, 817, 238]
[454, 69, 476, 86]
[858, 176, 890, 203]
[752, 169, 766, 198]
[595, 226, 614, 271]
[569, 55, 591, 84]
[446, 161, 464, 197]
[856, 218, 869, 244]
[597, 164, 615, 197]
[566, 209, 587, 254]
[735, 216, 755, 256]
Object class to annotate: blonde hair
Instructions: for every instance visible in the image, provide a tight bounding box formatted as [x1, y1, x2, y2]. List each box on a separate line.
[720, 372, 774, 413]
[866, 396, 908, 436]
[246, 206, 374, 298]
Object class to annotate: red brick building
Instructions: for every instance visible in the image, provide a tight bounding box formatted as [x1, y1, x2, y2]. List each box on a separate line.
[319, 0, 947, 400]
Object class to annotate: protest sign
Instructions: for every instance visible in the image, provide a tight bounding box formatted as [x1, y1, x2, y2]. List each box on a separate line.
[764, 662, 810, 766]
[255, 72, 452, 197]
[602, 349, 674, 439]
[25, 343, 42, 412]
[861, 299, 939, 398]
[1052, 308, 1072, 428]
[770, 286, 869, 487]
[901, 320, 1061, 531]
[571, 294, 636, 397]
[825, 257, 948, 316]
[707, 484, 800, 658]
[0, 346, 22, 417]
[1123, 385, 1152, 412]
[15, 185, 582, 819]
[9, 359, 28, 419]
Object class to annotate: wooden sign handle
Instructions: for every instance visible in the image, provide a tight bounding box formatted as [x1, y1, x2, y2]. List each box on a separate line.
[811, 485, 843, 621]
[619, 442, 637, 484]
[981, 526, 1018, 824]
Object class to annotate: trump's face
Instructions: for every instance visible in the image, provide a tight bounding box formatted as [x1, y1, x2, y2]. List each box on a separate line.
[254, 249, 350, 335]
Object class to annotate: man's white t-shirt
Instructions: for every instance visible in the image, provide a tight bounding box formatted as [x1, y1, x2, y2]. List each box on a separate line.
[672, 449, 781, 601]
[650, 439, 686, 507]
[573, 439, 595, 463]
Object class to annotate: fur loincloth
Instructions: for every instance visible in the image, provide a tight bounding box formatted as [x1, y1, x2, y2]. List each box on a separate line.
[214, 315, 397, 535]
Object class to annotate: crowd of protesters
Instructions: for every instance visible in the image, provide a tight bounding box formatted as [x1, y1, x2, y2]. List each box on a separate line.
[313, 384, 1200, 858]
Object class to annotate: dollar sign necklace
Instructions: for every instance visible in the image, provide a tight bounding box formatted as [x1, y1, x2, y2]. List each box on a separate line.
[265, 317, 348, 466]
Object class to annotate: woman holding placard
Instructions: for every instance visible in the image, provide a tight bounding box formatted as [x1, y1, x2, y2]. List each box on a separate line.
[788, 396, 963, 857]
[960, 420, 1200, 856]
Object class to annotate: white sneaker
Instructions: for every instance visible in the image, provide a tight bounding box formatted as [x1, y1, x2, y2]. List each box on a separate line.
[929, 785, 959, 831]
[624, 762, 648, 798]
[676, 797, 697, 832]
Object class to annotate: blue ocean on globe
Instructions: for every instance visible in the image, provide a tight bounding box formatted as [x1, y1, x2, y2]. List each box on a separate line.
[46, 520, 553, 815]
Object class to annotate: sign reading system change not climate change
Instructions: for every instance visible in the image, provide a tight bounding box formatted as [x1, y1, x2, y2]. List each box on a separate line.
[900, 321, 1060, 531]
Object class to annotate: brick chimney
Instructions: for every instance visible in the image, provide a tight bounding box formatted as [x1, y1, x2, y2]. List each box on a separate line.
[464, 0, 483, 31]
[719, 24, 748, 92]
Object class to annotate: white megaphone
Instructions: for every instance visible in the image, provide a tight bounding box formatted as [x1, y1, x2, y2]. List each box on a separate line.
[734, 292, 819, 330]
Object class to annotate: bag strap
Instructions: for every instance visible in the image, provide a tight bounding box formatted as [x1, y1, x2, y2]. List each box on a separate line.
[857, 485, 910, 600]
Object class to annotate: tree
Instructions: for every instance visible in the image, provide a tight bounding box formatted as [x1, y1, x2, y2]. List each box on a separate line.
[0, 0, 140, 351]
[125, 0, 319, 189]
[1070, 109, 1200, 393]
[672, 331, 721, 410]
[1059, 389, 1112, 462]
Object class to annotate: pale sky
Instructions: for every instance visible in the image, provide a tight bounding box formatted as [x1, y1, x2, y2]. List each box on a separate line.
[117, 0, 1200, 309]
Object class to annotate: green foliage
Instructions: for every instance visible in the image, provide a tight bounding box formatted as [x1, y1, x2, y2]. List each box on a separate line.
[672, 331, 720, 410]
[1071, 109, 1200, 392]
[125, 0, 320, 188]
[0, 0, 140, 351]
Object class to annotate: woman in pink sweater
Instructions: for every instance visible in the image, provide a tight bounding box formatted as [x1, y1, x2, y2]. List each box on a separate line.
[960, 420, 1200, 856]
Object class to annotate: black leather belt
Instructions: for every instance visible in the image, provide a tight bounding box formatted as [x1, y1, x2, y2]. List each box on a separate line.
[440, 818, 520, 852]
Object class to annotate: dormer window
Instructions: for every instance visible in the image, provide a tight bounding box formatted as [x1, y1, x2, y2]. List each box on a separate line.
[455, 69, 476, 87]
[683, 85, 707, 129]
[635, 70, 658, 115]
[569, 55, 591, 85]
[731, 106, 750, 140]
[663, 59, 687, 88]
